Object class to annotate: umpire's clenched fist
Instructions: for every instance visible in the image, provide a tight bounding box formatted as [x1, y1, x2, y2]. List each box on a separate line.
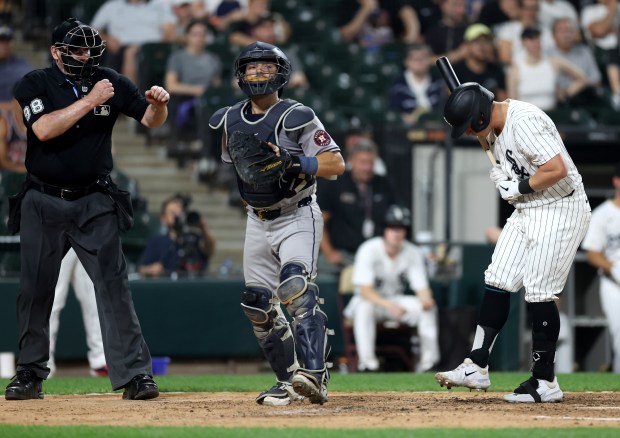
[88, 79, 114, 105]
[145, 85, 170, 107]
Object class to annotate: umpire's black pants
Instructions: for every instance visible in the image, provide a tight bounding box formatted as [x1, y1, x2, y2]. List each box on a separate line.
[16, 189, 152, 390]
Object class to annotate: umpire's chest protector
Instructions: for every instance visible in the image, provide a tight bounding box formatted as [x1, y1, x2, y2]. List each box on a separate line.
[210, 99, 314, 208]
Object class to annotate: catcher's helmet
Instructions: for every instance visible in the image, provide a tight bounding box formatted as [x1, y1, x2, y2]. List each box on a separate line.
[443, 82, 494, 139]
[234, 41, 291, 96]
[384, 205, 412, 228]
[52, 18, 106, 79]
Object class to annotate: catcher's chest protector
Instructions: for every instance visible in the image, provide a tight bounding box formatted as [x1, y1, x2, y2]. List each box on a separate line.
[225, 99, 306, 207]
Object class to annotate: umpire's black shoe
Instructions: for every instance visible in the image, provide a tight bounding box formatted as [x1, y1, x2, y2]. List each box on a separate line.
[122, 374, 159, 400]
[5, 369, 44, 400]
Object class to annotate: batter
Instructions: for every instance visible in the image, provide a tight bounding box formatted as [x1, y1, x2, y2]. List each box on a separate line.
[434, 82, 591, 403]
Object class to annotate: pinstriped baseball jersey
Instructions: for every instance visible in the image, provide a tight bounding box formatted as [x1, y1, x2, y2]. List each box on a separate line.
[484, 99, 591, 301]
[491, 100, 586, 209]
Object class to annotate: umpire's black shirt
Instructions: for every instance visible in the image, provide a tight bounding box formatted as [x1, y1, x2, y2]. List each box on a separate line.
[13, 64, 149, 187]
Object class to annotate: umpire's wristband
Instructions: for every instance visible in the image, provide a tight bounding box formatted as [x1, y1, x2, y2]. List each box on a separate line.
[287, 156, 318, 175]
[518, 178, 535, 194]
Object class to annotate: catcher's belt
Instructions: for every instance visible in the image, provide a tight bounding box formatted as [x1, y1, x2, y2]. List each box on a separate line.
[252, 196, 312, 221]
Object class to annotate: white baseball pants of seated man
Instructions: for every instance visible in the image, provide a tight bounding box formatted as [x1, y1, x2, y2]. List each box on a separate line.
[345, 295, 439, 372]
[600, 277, 620, 372]
[48, 248, 106, 377]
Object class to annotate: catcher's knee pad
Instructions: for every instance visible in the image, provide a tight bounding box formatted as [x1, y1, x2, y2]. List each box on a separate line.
[241, 285, 277, 333]
[276, 262, 309, 307]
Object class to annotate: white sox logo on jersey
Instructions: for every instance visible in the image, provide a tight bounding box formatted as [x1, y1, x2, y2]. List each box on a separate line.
[505, 150, 530, 179]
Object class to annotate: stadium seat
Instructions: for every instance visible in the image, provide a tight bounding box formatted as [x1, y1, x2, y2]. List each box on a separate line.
[136, 42, 174, 146]
[547, 107, 596, 128]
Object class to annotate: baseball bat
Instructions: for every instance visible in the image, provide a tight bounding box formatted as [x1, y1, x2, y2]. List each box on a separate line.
[435, 56, 496, 167]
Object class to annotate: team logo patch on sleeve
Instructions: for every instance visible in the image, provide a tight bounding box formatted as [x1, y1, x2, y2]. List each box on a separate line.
[313, 130, 331, 146]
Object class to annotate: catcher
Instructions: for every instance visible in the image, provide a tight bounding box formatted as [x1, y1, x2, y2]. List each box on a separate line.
[209, 41, 345, 405]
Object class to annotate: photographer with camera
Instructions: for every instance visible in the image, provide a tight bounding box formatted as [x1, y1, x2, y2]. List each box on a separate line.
[137, 195, 215, 278]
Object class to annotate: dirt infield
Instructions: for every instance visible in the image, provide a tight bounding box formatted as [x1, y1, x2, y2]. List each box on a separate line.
[1, 392, 619, 429]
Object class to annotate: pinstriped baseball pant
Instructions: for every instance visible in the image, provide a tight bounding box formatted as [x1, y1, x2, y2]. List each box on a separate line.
[484, 194, 591, 302]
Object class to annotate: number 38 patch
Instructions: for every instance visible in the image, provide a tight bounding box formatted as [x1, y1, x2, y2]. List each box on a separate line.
[23, 98, 44, 122]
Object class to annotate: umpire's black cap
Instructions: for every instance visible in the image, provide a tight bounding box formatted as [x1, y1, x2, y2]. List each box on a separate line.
[614, 162, 620, 177]
[52, 17, 83, 45]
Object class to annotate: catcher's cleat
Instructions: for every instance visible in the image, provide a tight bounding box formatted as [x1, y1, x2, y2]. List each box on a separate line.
[5, 369, 44, 400]
[256, 381, 304, 406]
[122, 374, 159, 400]
[503, 376, 563, 403]
[434, 358, 491, 391]
[292, 371, 328, 405]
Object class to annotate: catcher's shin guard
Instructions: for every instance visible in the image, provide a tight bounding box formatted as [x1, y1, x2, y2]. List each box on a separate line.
[276, 263, 332, 373]
[241, 285, 298, 381]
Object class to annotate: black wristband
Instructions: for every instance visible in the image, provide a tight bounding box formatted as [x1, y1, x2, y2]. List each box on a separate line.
[287, 155, 302, 175]
[518, 178, 535, 194]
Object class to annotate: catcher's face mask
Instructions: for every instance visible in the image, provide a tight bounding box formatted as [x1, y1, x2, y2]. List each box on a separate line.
[54, 24, 106, 79]
[234, 41, 291, 96]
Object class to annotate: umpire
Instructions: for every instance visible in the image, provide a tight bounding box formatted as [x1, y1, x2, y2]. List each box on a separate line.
[5, 18, 170, 400]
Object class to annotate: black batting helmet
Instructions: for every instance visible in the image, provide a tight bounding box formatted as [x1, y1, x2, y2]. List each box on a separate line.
[443, 82, 494, 139]
[234, 41, 291, 97]
[384, 205, 412, 229]
[52, 17, 106, 79]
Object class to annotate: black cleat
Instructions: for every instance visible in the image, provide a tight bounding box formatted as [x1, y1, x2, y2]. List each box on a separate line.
[5, 369, 44, 400]
[122, 374, 159, 400]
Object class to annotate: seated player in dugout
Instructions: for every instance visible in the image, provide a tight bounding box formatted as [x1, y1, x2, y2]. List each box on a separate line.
[344, 205, 440, 373]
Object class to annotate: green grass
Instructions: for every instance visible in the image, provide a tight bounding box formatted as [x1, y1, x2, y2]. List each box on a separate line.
[1, 372, 619, 395]
[0, 426, 618, 438]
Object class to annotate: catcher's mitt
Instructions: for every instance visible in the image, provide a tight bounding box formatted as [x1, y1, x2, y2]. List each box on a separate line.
[228, 131, 291, 186]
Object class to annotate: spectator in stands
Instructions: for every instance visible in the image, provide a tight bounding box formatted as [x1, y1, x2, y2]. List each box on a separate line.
[539, 0, 578, 32]
[478, 0, 520, 30]
[317, 139, 396, 273]
[424, 0, 470, 63]
[138, 196, 216, 277]
[453, 23, 508, 101]
[507, 26, 587, 111]
[165, 19, 222, 156]
[338, 0, 421, 51]
[0, 25, 32, 104]
[549, 17, 606, 107]
[91, 0, 176, 84]
[580, 0, 620, 111]
[0, 98, 26, 174]
[228, 0, 290, 47]
[388, 43, 445, 126]
[413, 0, 442, 36]
[236, 13, 308, 88]
[496, 0, 555, 65]
[197, 0, 249, 32]
[343, 205, 439, 372]
[166, 0, 203, 44]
